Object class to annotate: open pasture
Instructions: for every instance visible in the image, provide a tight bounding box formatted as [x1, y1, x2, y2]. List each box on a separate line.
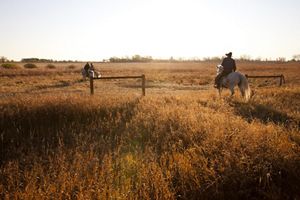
[1, 61, 299, 96]
[0, 61, 299, 199]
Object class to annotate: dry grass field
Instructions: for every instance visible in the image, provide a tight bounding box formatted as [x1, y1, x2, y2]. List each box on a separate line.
[0, 61, 299, 199]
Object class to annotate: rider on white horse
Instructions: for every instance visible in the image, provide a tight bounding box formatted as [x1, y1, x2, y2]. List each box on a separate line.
[81, 62, 102, 80]
[214, 52, 251, 101]
[214, 52, 236, 88]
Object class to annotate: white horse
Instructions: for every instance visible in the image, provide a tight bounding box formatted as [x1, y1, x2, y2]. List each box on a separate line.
[216, 65, 251, 101]
[81, 68, 101, 80]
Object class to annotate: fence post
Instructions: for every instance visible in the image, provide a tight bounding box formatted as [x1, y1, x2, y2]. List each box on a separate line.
[142, 74, 145, 96]
[280, 74, 286, 86]
[90, 76, 94, 95]
[282, 75, 285, 84]
[279, 75, 283, 86]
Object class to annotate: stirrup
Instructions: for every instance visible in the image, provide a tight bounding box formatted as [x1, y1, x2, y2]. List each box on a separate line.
[214, 84, 220, 88]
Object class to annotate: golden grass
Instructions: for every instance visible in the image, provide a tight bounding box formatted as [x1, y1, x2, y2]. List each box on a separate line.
[0, 61, 299, 199]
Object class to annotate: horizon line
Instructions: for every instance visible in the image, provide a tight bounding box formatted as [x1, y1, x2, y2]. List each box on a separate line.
[2, 54, 299, 63]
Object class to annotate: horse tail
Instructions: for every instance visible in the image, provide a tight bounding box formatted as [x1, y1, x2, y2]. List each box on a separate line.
[239, 75, 251, 101]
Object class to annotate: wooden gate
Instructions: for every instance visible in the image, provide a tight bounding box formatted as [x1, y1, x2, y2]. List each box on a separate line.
[90, 75, 146, 96]
[245, 74, 285, 86]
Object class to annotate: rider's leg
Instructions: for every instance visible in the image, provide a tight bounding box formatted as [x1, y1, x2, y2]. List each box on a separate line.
[214, 73, 223, 88]
[214, 74, 222, 88]
[229, 83, 235, 96]
[217, 72, 227, 88]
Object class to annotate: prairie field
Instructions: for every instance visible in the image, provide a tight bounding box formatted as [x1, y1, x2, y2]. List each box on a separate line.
[0, 61, 300, 199]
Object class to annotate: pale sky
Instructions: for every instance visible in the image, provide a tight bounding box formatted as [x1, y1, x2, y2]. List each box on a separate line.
[0, 0, 300, 61]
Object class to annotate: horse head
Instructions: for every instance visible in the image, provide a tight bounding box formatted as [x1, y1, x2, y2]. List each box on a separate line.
[216, 65, 223, 75]
[88, 69, 95, 78]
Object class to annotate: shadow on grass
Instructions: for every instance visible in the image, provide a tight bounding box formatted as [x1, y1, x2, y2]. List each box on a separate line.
[0, 98, 141, 166]
[0, 79, 84, 98]
[34, 79, 84, 90]
[119, 82, 210, 91]
[231, 101, 299, 128]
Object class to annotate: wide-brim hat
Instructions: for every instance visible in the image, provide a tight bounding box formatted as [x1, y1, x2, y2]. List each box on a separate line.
[226, 52, 232, 57]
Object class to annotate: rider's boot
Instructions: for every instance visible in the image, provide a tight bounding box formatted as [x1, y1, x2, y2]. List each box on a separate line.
[214, 81, 220, 88]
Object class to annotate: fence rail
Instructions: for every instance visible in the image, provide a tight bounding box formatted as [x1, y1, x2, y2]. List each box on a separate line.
[245, 74, 285, 86]
[90, 74, 145, 96]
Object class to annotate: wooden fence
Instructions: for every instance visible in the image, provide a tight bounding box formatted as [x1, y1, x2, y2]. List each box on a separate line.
[245, 74, 285, 86]
[90, 75, 146, 96]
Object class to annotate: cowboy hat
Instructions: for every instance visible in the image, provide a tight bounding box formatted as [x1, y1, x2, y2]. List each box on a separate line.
[225, 52, 232, 57]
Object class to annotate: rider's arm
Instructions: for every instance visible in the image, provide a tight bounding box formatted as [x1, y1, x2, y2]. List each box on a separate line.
[233, 60, 236, 72]
[221, 58, 225, 66]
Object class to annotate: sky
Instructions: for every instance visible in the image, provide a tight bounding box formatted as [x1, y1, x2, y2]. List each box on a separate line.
[0, 0, 300, 61]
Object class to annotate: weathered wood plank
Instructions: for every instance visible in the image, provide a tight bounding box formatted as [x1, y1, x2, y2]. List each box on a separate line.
[245, 74, 285, 86]
[90, 75, 146, 95]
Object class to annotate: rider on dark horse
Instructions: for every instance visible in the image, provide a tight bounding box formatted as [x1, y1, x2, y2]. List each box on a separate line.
[214, 52, 236, 88]
[84, 62, 90, 75]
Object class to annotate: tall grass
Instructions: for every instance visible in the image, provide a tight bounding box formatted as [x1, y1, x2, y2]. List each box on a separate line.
[0, 87, 299, 199]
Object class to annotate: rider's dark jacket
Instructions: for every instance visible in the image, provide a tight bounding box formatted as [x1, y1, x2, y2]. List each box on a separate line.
[214, 56, 236, 87]
[84, 63, 90, 73]
[221, 57, 236, 74]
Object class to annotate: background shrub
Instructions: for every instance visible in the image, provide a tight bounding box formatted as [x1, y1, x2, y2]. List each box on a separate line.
[24, 63, 37, 69]
[67, 64, 76, 69]
[1, 63, 21, 69]
[46, 64, 56, 69]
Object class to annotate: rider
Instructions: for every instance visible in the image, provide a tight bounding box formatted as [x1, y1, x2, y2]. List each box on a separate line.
[90, 63, 94, 71]
[84, 62, 90, 75]
[214, 52, 236, 88]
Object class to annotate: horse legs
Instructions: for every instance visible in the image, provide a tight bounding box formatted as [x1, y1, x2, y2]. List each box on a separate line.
[239, 85, 245, 97]
[238, 77, 251, 101]
[229, 84, 235, 97]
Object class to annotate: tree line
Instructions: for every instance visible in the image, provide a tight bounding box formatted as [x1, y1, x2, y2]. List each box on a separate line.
[20, 58, 79, 63]
[108, 55, 153, 63]
[1, 54, 300, 63]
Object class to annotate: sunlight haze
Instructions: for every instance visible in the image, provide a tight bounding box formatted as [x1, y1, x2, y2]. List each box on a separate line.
[0, 0, 299, 61]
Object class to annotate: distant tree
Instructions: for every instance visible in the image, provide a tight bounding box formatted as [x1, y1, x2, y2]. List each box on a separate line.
[211, 56, 222, 61]
[1, 56, 8, 63]
[276, 57, 286, 62]
[132, 55, 141, 62]
[109, 55, 153, 63]
[21, 58, 54, 63]
[239, 55, 252, 61]
[202, 56, 221, 62]
[292, 54, 300, 61]
[21, 58, 39, 62]
[254, 57, 262, 62]
[109, 57, 118, 62]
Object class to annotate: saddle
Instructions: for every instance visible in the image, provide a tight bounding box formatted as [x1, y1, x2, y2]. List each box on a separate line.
[215, 72, 232, 88]
[219, 76, 229, 88]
